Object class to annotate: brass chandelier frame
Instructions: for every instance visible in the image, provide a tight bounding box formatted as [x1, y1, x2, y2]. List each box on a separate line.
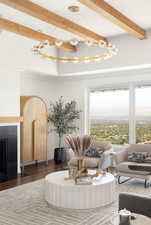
[32, 39, 118, 63]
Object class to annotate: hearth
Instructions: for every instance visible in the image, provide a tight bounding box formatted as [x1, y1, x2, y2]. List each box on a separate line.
[0, 126, 17, 181]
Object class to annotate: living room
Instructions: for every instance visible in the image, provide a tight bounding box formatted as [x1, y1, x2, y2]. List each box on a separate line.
[0, 0, 151, 224]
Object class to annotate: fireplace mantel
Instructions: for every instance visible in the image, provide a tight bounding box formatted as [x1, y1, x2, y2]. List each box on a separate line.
[0, 117, 23, 123]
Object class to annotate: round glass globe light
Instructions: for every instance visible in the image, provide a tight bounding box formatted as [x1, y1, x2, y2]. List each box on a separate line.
[55, 39, 63, 46]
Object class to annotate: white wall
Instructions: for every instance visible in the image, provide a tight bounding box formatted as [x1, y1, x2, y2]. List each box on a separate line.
[0, 31, 58, 170]
[0, 31, 58, 118]
[58, 30, 151, 75]
[0, 31, 58, 75]
[0, 69, 20, 116]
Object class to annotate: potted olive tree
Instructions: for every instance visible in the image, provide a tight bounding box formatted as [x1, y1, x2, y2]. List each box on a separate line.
[48, 97, 81, 164]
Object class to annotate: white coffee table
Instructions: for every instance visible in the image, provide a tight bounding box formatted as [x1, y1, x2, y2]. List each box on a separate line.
[44, 170, 116, 209]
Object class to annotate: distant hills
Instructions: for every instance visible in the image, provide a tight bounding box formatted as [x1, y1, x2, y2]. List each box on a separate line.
[91, 116, 151, 124]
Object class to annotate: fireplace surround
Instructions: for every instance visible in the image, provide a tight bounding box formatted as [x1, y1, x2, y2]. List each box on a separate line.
[0, 126, 17, 181]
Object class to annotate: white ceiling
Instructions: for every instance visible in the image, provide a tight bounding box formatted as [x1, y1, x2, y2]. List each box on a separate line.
[0, 0, 151, 41]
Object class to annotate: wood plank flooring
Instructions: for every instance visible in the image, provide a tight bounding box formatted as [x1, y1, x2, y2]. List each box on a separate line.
[0, 160, 65, 191]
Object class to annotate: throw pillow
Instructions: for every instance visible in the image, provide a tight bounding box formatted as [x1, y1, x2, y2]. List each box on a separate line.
[128, 152, 150, 163]
[144, 152, 151, 163]
[85, 148, 104, 158]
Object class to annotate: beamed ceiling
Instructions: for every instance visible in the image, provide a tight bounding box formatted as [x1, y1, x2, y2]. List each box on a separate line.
[0, 0, 150, 52]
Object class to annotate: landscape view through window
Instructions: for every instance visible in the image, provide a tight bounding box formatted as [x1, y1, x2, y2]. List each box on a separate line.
[136, 87, 151, 144]
[90, 87, 151, 144]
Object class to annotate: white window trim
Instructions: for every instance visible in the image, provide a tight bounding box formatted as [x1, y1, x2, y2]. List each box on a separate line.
[129, 83, 136, 144]
[84, 88, 90, 135]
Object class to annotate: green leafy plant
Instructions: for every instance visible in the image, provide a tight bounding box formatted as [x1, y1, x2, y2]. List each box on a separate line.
[48, 97, 81, 148]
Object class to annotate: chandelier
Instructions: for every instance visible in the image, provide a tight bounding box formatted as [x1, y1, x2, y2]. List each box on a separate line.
[32, 38, 118, 63]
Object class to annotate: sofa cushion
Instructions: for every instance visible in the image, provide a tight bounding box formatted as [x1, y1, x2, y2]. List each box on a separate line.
[144, 153, 151, 163]
[85, 148, 104, 158]
[117, 162, 151, 175]
[128, 152, 147, 163]
[128, 152, 151, 163]
[90, 141, 112, 151]
[127, 144, 151, 153]
[69, 157, 100, 168]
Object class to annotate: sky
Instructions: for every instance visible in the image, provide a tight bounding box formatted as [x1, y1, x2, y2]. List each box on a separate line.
[90, 87, 151, 119]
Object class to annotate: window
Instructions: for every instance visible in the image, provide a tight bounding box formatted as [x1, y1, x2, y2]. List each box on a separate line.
[90, 89, 129, 144]
[89, 84, 151, 145]
[136, 86, 151, 144]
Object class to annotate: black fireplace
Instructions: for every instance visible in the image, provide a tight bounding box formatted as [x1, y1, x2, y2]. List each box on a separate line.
[0, 126, 17, 181]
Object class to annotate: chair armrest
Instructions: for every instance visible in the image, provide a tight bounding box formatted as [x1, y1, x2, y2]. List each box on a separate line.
[111, 149, 128, 165]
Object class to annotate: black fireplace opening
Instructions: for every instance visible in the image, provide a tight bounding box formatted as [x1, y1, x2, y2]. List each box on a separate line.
[0, 126, 17, 182]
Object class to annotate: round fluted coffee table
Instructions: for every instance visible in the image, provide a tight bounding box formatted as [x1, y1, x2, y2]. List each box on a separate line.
[44, 170, 116, 209]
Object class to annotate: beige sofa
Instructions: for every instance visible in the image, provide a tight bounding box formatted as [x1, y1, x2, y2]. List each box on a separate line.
[113, 144, 151, 188]
[67, 141, 113, 169]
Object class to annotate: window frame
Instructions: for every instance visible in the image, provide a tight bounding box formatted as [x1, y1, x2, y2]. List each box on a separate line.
[87, 82, 151, 145]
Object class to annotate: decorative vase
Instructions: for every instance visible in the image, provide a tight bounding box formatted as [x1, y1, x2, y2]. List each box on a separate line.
[54, 147, 67, 164]
[68, 167, 77, 179]
[119, 209, 131, 225]
[77, 157, 84, 171]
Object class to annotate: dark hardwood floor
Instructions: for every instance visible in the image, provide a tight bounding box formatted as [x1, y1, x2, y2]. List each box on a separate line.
[0, 160, 65, 191]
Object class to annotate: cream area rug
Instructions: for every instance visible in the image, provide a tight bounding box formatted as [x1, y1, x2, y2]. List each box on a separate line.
[0, 178, 151, 225]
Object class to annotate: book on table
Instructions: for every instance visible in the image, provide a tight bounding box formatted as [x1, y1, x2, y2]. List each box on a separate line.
[76, 176, 92, 185]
